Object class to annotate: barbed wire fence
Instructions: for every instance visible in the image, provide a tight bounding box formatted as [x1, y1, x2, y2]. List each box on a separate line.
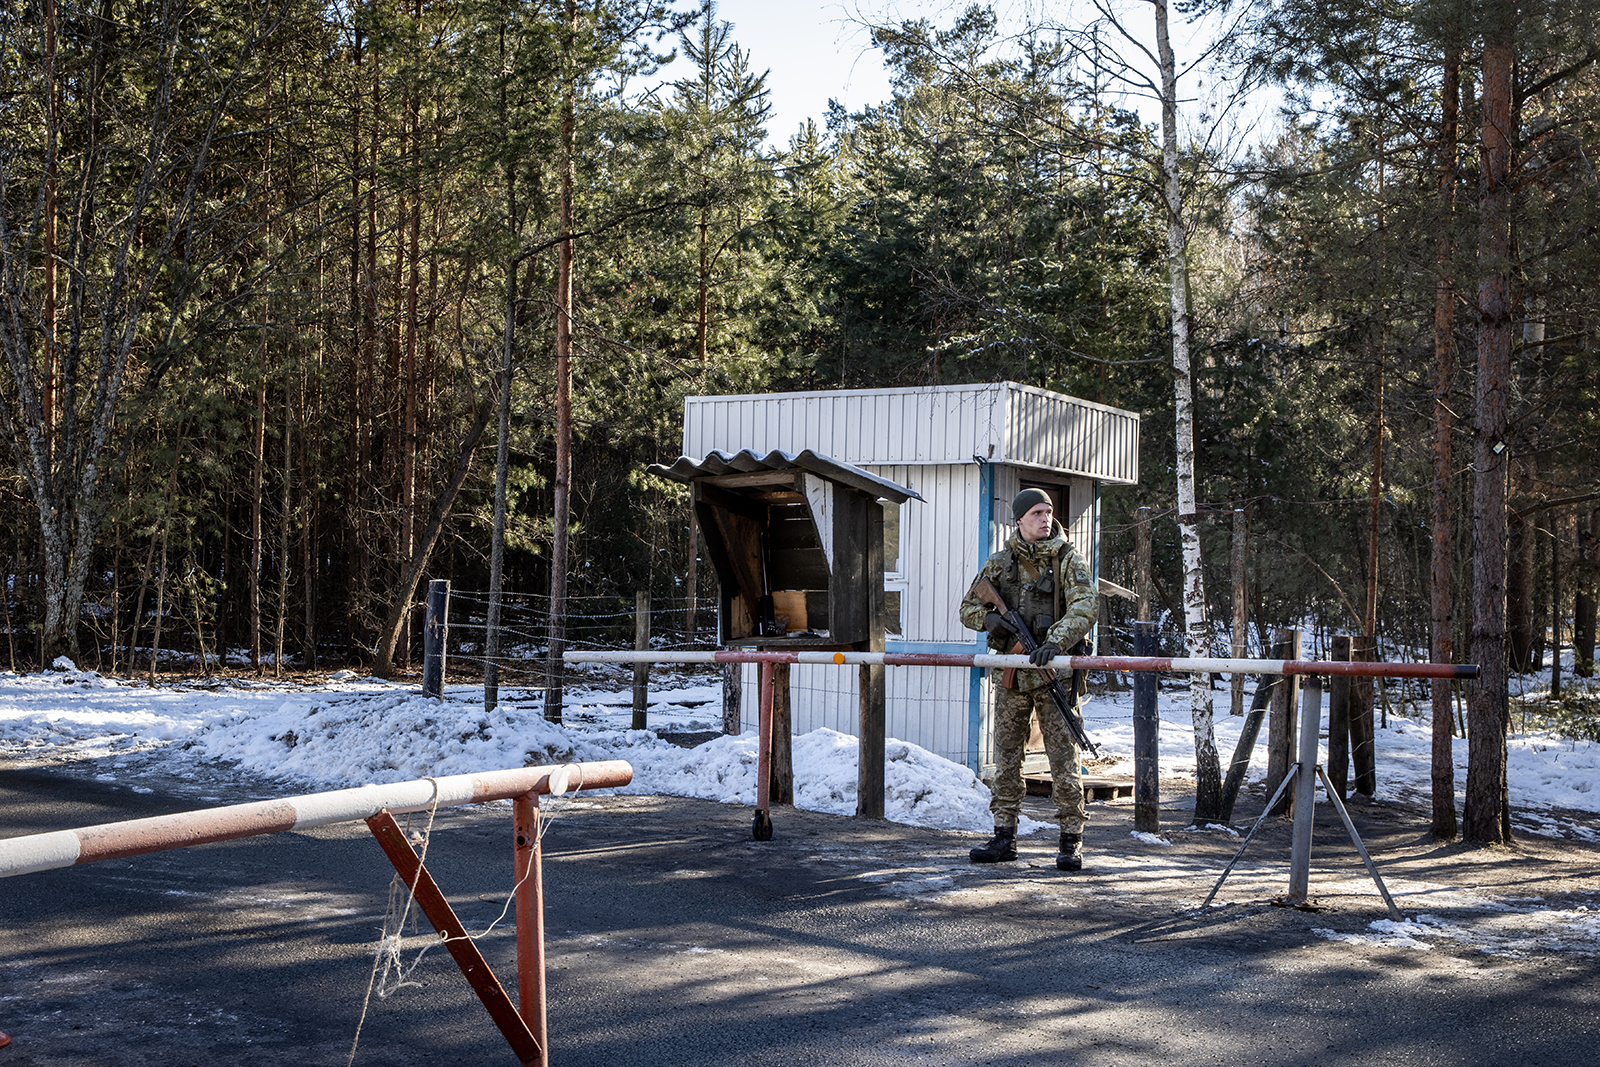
[437, 587, 721, 710]
[431, 585, 1318, 701]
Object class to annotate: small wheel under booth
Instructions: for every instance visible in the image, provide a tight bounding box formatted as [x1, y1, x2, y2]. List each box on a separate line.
[649, 449, 921, 839]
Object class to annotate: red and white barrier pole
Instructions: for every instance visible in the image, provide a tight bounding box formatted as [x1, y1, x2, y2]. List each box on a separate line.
[0, 760, 633, 880]
[565, 649, 1479, 680]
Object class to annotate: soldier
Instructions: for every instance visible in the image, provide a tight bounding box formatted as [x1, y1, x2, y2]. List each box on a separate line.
[958, 488, 1097, 871]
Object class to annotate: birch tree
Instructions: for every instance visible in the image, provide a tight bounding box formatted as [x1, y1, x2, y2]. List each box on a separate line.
[1067, 0, 1255, 821]
[1150, 0, 1224, 822]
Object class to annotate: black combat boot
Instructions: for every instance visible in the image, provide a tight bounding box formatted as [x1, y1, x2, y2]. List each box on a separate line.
[969, 826, 1018, 863]
[1056, 832, 1083, 872]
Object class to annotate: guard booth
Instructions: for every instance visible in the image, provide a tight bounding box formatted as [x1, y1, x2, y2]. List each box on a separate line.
[648, 449, 921, 836]
[678, 382, 1141, 783]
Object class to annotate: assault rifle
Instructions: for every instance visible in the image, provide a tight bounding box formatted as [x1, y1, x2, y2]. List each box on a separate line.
[973, 576, 1099, 758]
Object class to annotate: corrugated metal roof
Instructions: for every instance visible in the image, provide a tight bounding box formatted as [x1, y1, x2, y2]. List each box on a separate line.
[648, 449, 923, 504]
[681, 382, 1139, 484]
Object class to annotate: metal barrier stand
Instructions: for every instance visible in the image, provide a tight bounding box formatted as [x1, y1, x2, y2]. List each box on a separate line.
[0, 761, 633, 1067]
[1206, 675, 1402, 921]
[368, 809, 545, 1065]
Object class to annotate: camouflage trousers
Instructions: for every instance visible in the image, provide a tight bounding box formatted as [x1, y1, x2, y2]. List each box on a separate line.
[989, 685, 1086, 834]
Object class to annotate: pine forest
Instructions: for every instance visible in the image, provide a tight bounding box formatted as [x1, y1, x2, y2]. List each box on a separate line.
[3, 1, 1598, 833]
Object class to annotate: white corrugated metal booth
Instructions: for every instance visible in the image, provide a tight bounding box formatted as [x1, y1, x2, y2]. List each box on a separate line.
[683, 382, 1140, 779]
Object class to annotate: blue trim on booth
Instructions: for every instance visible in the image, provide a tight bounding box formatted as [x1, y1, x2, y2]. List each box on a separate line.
[968, 461, 996, 774]
[1092, 480, 1102, 654]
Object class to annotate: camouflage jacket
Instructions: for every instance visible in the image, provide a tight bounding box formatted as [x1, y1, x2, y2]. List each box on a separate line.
[958, 521, 1097, 691]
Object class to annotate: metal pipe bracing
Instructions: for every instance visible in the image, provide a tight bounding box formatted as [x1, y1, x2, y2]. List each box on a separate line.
[563, 649, 1480, 680]
[0, 760, 633, 880]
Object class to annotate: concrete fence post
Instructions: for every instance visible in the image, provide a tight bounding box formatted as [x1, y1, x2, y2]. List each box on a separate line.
[422, 580, 450, 699]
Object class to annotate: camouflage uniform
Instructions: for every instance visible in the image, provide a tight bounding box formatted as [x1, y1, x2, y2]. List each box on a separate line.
[959, 521, 1097, 833]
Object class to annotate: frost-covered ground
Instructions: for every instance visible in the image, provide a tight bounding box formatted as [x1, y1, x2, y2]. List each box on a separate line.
[4, 655, 1600, 961]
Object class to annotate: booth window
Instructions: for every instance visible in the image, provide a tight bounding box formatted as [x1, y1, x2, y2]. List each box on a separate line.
[883, 500, 905, 635]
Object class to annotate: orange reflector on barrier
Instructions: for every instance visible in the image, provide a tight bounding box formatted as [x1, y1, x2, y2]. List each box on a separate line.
[833, 652, 845, 664]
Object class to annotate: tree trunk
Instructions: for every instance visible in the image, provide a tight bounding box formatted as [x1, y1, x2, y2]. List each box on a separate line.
[1430, 44, 1460, 839]
[250, 361, 267, 673]
[1136, 505, 1153, 624]
[1365, 345, 1384, 649]
[374, 401, 493, 678]
[544, 0, 578, 725]
[1464, 21, 1514, 846]
[1576, 507, 1597, 678]
[1154, 0, 1221, 823]
[1358, 338, 1383, 787]
[1230, 509, 1247, 716]
[1506, 493, 1535, 672]
[484, 258, 515, 712]
[346, 28, 365, 664]
[274, 363, 293, 680]
[126, 531, 160, 679]
[399, 36, 422, 668]
[1531, 514, 1548, 673]
[1551, 513, 1563, 697]
[147, 455, 183, 684]
[684, 506, 700, 643]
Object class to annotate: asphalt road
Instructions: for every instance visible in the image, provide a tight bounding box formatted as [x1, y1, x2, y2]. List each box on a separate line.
[2, 755, 1599, 1066]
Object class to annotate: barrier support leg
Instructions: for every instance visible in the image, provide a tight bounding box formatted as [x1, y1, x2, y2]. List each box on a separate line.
[1315, 766, 1404, 922]
[367, 812, 542, 1066]
[513, 792, 550, 1067]
[1203, 763, 1299, 909]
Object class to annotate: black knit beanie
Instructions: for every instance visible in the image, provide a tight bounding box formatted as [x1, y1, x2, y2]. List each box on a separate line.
[1011, 488, 1051, 521]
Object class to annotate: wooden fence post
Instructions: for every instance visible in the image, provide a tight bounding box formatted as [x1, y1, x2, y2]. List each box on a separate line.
[1265, 628, 1302, 816]
[632, 590, 650, 730]
[722, 663, 742, 736]
[856, 500, 887, 819]
[771, 661, 793, 806]
[1133, 620, 1160, 832]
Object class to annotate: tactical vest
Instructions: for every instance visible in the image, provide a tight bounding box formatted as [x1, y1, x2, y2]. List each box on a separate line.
[985, 545, 1065, 653]
[993, 542, 1091, 700]
[1010, 549, 1063, 642]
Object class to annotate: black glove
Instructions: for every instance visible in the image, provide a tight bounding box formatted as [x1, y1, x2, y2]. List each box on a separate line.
[983, 611, 1013, 638]
[1029, 642, 1062, 666]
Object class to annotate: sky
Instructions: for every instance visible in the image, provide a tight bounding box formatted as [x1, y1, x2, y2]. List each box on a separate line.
[652, 1, 1271, 149]
[649, 1, 895, 146]
[697, 1, 895, 144]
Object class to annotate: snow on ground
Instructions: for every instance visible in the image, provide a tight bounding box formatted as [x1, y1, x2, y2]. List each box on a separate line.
[4, 656, 1600, 960]
[3, 656, 1598, 841]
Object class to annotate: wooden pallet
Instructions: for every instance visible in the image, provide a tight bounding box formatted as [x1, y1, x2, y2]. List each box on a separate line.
[1025, 775, 1134, 801]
